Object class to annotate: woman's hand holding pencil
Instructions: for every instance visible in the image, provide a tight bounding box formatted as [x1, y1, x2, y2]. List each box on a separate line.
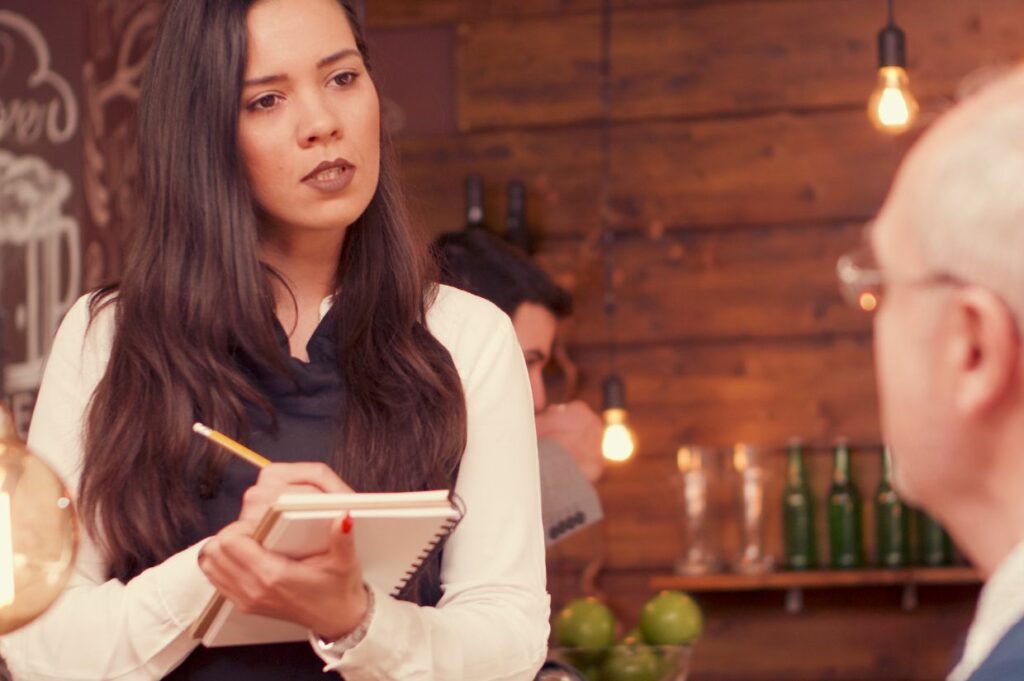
[191, 421, 353, 526]
[237, 462, 354, 526]
[193, 422, 368, 639]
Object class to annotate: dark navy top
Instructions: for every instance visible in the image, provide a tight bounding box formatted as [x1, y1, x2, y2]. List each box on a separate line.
[166, 307, 351, 680]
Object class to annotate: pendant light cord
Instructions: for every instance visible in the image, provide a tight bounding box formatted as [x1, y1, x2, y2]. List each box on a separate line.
[598, 0, 619, 373]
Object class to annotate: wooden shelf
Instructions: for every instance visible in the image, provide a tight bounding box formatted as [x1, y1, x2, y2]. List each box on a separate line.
[650, 566, 981, 593]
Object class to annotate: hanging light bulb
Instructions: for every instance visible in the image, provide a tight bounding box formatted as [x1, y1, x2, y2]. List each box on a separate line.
[867, 1, 919, 134]
[601, 374, 636, 462]
[869, 66, 918, 132]
[0, 404, 78, 634]
[595, 0, 634, 466]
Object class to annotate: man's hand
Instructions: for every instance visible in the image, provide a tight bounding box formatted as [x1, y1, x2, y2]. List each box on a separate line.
[535, 400, 604, 483]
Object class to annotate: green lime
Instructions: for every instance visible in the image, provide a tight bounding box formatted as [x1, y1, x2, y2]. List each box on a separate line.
[638, 591, 703, 645]
[602, 645, 660, 681]
[565, 648, 610, 673]
[554, 597, 617, 649]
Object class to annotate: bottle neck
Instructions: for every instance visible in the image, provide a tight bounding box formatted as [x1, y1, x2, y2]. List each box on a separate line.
[465, 175, 484, 229]
[505, 182, 528, 250]
[832, 444, 852, 485]
[506, 182, 524, 216]
[880, 447, 895, 488]
[786, 446, 806, 486]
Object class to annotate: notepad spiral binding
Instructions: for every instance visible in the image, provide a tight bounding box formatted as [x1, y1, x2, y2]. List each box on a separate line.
[390, 493, 466, 598]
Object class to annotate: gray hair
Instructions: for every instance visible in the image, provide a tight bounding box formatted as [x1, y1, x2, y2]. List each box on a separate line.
[906, 66, 1024, 325]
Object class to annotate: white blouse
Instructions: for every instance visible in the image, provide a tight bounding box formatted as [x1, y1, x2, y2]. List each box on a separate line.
[0, 285, 550, 680]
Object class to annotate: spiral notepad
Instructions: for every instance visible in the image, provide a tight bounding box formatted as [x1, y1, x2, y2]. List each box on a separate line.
[190, 489, 463, 647]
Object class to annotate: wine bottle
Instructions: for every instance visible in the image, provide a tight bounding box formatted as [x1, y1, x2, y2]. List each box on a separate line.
[505, 181, 531, 253]
[915, 510, 952, 566]
[782, 439, 817, 570]
[827, 440, 864, 569]
[464, 174, 485, 230]
[875, 447, 910, 568]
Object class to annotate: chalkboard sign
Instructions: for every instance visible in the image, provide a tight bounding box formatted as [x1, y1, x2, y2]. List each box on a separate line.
[0, 0, 158, 434]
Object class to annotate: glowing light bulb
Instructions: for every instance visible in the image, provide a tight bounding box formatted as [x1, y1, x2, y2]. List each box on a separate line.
[601, 408, 636, 462]
[0, 405, 78, 634]
[868, 66, 919, 134]
[858, 291, 879, 312]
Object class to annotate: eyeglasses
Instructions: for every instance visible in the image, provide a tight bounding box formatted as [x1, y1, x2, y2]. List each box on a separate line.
[836, 247, 963, 312]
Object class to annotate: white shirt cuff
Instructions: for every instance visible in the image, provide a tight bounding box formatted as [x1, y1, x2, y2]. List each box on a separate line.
[154, 538, 217, 629]
[313, 583, 418, 677]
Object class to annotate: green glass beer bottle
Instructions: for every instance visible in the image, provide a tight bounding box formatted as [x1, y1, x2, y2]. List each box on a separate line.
[782, 439, 817, 570]
[828, 440, 864, 569]
[916, 511, 953, 566]
[875, 447, 910, 568]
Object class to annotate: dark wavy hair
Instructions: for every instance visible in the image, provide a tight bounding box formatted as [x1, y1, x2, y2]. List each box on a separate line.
[79, 0, 467, 606]
[433, 228, 573, 318]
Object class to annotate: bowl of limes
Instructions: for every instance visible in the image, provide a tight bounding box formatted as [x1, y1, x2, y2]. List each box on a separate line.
[546, 591, 702, 681]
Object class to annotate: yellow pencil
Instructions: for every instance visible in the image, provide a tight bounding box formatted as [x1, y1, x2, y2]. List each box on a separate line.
[192, 422, 272, 469]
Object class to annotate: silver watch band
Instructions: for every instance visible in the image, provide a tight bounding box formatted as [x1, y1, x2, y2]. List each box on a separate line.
[313, 583, 375, 655]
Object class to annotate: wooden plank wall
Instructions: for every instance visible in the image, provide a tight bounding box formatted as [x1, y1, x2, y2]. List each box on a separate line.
[367, 1, 1024, 678]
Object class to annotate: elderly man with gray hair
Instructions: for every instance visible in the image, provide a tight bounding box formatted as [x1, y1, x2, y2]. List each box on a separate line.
[837, 65, 1024, 681]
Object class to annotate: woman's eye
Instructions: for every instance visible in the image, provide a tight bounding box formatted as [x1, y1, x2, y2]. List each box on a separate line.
[331, 72, 357, 87]
[249, 94, 278, 111]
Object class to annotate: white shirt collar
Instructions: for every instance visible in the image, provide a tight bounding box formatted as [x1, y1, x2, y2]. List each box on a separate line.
[319, 295, 334, 321]
[948, 538, 1024, 681]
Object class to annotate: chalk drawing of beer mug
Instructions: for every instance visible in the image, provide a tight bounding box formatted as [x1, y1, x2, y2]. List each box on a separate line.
[0, 150, 81, 394]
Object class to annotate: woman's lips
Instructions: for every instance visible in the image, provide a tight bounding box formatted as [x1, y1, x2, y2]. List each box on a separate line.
[302, 159, 355, 194]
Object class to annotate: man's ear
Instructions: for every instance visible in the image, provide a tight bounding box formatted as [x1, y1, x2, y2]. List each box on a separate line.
[948, 286, 1020, 417]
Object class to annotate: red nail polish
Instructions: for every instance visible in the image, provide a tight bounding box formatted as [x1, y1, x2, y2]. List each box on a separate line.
[342, 513, 353, 534]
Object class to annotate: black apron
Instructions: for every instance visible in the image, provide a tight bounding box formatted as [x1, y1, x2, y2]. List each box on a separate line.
[166, 309, 351, 679]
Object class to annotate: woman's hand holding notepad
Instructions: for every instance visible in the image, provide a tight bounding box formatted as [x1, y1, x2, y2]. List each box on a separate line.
[189, 425, 463, 647]
[192, 489, 462, 647]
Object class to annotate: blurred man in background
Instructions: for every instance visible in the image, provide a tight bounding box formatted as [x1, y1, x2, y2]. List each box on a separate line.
[434, 229, 604, 545]
[839, 66, 1024, 681]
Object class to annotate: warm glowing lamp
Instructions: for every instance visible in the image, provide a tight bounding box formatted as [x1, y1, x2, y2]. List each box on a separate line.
[869, 66, 918, 133]
[0, 404, 77, 634]
[858, 291, 879, 312]
[600, 375, 636, 463]
[868, 2, 919, 134]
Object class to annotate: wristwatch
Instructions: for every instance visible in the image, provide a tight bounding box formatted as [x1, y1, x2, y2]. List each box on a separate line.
[312, 583, 375, 656]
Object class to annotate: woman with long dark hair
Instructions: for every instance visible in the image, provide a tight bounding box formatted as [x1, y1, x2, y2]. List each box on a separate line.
[0, 0, 548, 678]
